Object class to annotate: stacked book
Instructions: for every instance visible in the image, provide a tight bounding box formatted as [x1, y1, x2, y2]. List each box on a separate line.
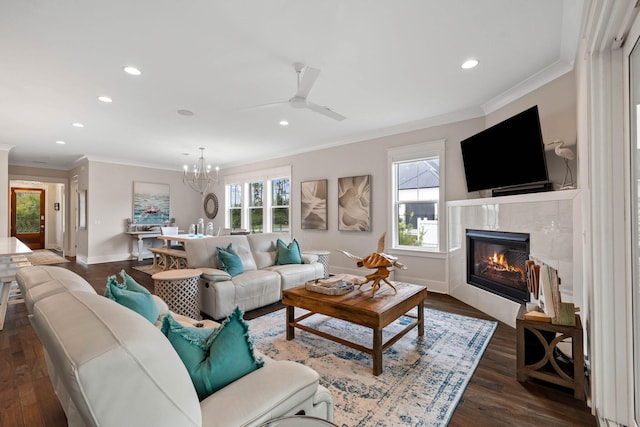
[525, 259, 577, 326]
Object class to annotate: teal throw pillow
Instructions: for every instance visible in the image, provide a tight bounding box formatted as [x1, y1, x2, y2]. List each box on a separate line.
[161, 307, 264, 400]
[216, 243, 244, 277]
[104, 270, 159, 323]
[275, 238, 302, 265]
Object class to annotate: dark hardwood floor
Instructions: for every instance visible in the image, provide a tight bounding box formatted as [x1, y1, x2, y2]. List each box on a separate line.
[0, 258, 597, 426]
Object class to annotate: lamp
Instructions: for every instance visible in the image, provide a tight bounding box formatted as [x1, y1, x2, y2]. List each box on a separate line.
[547, 140, 575, 190]
[183, 147, 219, 197]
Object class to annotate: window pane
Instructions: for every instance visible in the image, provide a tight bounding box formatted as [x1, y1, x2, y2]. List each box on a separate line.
[272, 207, 289, 232]
[229, 184, 242, 208]
[249, 182, 263, 207]
[395, 158, 440, 249]
[230, 208, 241, 229]
[250, 208, 263, 233]
[398, 159, 439, 190]
[16, 191, 41, 233]
[272, 178, 290, 206]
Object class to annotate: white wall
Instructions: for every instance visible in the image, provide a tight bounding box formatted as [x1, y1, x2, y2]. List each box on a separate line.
[85, 161, 206, 264]
[485, 71, 578, 192]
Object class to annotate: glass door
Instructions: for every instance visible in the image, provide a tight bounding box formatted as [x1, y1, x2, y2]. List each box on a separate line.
[10, 187, 45, 249]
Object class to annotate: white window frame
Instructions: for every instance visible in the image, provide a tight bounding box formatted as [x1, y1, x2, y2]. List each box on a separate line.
[387, 140, 446, 255]
[224, 165, 291, 233]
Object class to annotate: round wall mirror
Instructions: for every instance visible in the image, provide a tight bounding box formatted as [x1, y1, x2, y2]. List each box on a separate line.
[204, 193, 218, 219]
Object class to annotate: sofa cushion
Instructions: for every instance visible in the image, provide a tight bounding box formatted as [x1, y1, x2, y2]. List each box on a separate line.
[161, 307, 264, 400]
[247, 232, 291, 269]
[216, 243, 244, 277]
[275, 238, 302, 265]
[104, 271, 159, 323]
[266, 263, 325, 291]
[185, 235, 257, 272]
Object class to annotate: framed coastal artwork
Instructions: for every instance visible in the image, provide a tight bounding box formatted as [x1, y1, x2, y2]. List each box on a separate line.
[133, 182, 170, 224]
[338, 175, 370, 231]
[301, 179, 328, 230]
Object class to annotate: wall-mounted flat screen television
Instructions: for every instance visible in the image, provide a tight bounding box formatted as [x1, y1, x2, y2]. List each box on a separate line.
[460, 105, 550, 195]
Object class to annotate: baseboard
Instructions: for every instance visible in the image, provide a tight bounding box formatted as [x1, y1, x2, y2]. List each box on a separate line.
[84, 253, 132, 265]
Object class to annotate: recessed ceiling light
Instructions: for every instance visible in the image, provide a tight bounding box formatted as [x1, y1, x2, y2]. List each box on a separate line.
[98, 96, 113, 103]
[279, 120, 289, 126]
[72, 122, 84, 128]
[123, 66, 141, 76]
[55, 140, 66, 145]
[461, 59, 479, 69]
[177, 109, 194, 116]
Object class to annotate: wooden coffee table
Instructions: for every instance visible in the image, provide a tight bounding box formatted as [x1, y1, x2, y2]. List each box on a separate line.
[282, 282, 427, 375]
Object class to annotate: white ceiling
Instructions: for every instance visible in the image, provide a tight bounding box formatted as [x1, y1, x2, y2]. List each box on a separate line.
[0, 0, 584, 171]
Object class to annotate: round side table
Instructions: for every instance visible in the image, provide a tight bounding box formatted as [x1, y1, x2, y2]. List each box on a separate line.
[152, 269, 202, 319]
[304, 249, 330, 278]
[258, 416, 337, 427]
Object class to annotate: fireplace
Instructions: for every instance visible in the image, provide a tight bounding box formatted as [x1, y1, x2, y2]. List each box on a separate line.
[466, 229, 530, 303]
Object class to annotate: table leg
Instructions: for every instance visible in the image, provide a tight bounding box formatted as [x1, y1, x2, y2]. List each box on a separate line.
[137, 237, 144, 262]
[286, 305, 295, 340]
[418, 299, 425, 336]
[373, 328, 383, 376]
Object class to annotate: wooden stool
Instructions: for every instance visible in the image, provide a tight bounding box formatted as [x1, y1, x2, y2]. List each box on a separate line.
[152, 269, 202, 319]
[516, 305, 585, 400]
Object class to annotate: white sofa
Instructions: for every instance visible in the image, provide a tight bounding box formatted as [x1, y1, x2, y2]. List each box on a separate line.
[16, 265, 334, 427]
[185, 232, 324, 320]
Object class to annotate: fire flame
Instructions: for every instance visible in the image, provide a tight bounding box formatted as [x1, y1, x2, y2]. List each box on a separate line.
[488, 251, 519, 273]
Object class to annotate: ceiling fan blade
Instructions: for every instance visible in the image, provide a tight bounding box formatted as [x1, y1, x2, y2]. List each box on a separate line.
[295, 66, 320, 98]
[305, 101, 346, 121]
[238, 100, 287, 111]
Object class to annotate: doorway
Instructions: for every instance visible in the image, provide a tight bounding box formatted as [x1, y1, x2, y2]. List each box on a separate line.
[10, 187, 45, 250]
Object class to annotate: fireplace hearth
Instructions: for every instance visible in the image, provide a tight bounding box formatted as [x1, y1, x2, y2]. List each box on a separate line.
[466, 229, 530, 303]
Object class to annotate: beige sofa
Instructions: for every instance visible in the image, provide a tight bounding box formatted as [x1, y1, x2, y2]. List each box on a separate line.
[185, 232, 324, 320]
[16, 265, 334, 427]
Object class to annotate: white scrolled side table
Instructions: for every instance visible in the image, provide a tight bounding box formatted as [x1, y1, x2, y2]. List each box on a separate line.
[258, 416, 337, 427]
[152, 269, 202, 319]
[303, 249, 331, 278]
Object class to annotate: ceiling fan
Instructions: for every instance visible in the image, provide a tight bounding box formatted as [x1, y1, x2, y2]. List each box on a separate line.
[250, 63, 346, 122]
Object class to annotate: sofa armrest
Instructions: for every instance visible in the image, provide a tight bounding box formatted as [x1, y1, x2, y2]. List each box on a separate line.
[301, 253, 318, 264]
[200, 360, 323, 426]
[199, 267, 232, 282]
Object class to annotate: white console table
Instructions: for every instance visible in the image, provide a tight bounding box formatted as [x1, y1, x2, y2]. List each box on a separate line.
[0, 237, 32, 329]
[125, 231, 161, 261]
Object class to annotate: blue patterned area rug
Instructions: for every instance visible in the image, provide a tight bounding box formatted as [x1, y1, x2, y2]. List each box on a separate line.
[249, 306, 497, 427]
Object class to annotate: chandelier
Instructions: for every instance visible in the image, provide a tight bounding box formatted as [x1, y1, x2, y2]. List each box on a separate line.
[183, 147, 219, 196]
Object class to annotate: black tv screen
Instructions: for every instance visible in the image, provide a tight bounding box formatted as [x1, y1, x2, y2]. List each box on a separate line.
[460, 105, 549, 193]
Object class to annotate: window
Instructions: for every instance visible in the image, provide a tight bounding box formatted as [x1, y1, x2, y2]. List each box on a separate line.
[388, 140, 445, 253]
[224, 166, 291, 234]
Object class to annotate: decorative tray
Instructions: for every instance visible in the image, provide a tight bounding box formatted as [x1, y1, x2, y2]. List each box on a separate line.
[305, 280, 354, 295]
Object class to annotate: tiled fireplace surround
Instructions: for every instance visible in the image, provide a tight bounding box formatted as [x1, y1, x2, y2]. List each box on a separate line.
[447, 189, 581, 328]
